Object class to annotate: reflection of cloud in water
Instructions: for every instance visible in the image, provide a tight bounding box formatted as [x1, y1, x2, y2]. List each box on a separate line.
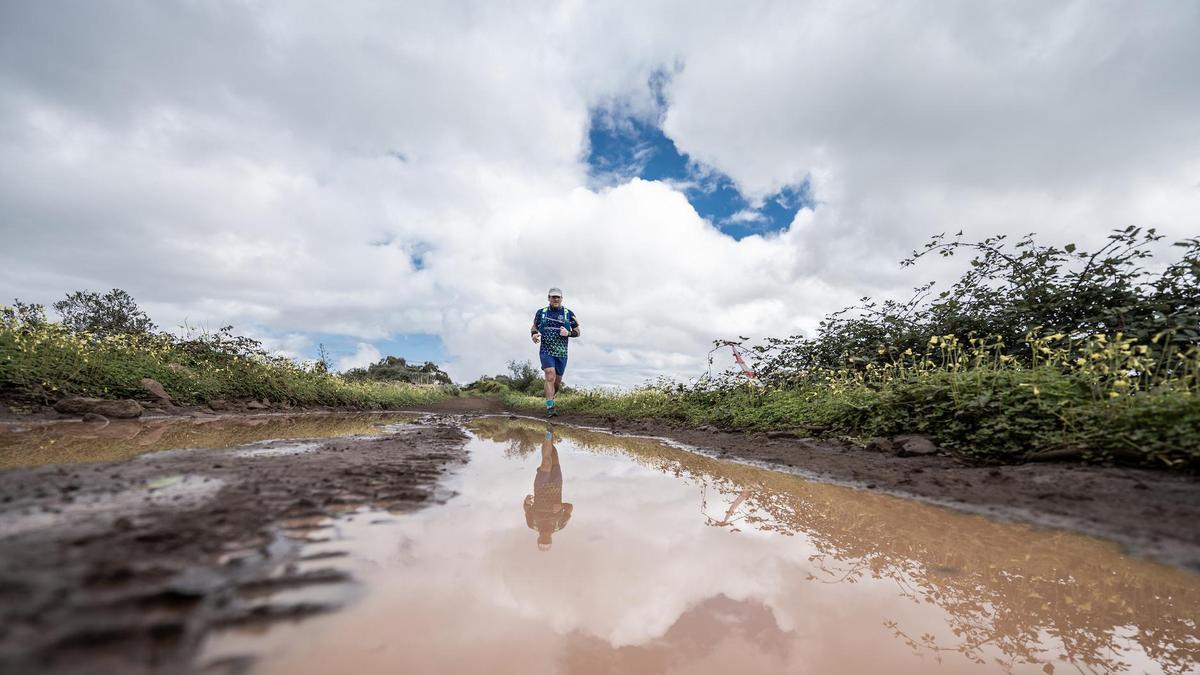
[0, 412, 419, 468]
[203, 418, 1200, 675]
[470, 417, 1200, 675]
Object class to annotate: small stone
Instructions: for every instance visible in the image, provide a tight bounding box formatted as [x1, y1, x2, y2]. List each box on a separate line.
[140, 378, 173, 406]
[245, 400, 267, 410]
[81, 412, 109, 424]
[208, 399, 228, 411]
[865, 437, 898, 454]
[894, 434, 939, 457]
[53, 397, 143, 419]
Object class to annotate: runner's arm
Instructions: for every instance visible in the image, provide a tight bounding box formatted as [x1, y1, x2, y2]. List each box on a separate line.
[569, 315, 580, 338]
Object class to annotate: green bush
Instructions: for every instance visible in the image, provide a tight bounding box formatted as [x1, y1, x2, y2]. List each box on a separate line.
[503, 333, 1200, 470]
[0, 309, 451, 409]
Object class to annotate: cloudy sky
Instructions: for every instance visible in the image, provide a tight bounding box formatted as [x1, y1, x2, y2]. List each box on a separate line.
[2, 1, 1198, 386]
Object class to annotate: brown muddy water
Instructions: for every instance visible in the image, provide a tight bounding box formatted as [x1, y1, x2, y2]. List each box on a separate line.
[195, 416, 1199, 675]
[0, 412, 420, 469]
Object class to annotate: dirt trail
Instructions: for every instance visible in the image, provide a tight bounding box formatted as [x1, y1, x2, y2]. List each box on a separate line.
[0, 414, 468, 675]
[0, 397, 1197, 673]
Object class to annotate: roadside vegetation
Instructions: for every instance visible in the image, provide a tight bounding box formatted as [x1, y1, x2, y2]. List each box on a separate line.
[506, 228, 1200, 470]
[342, 355, 453, 386]
[464, 360, 572, 397]
[1, 290, 452, 410]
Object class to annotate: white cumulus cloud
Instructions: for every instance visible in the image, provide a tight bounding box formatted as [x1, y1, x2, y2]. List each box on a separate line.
[1, 2, 1196, 387]
[336, 343, 382, 373]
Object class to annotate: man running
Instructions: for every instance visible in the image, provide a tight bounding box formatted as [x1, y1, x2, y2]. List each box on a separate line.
[530, 287, 580, 417]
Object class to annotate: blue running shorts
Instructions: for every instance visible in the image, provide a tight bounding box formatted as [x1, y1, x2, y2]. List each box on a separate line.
[539, 353, 567, 375]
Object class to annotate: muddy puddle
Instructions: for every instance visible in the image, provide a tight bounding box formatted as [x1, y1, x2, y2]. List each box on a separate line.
[197, 417, 1200, 675]
[0, 412, 419, 469]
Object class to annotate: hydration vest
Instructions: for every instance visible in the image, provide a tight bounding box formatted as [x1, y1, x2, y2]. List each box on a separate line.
[537, 306, 573, 333]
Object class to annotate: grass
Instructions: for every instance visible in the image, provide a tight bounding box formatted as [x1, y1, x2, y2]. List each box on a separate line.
[503, 331, 1200, 470]
[0, 317, 453, 410]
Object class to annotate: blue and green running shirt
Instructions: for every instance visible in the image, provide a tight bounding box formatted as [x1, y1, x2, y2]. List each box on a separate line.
[534, 306, 579, 357]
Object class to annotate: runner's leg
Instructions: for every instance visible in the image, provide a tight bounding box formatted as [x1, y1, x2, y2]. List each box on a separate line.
[543, 367, 556, 401]
[553, 356, 566, 396]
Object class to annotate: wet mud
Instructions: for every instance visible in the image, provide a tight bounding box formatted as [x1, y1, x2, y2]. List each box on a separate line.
[0, 412, 466, 674]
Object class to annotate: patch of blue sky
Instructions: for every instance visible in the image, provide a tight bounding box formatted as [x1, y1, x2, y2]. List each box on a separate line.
[585, 94, 810, 240]
[303, 332, 450, 368]
[367, 235, 430, 271]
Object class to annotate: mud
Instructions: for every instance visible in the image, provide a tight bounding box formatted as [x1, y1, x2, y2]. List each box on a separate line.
[0, 413, 467, 675]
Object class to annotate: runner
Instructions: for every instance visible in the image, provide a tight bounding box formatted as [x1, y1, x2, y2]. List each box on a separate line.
[530, 287, 580, 417]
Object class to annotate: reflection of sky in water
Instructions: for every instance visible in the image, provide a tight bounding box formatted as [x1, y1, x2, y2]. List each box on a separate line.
[0, 412, 419, 468]
[203, 419, 1200, 675]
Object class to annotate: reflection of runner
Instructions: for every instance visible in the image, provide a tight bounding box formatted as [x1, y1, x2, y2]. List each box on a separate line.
[530, 287, 580, 417]
[523, 428, 573, 551]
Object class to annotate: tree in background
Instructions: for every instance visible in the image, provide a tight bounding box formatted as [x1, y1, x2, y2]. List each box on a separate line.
[315, 343, 331, 374]
[342, 355, 451, 384]
[1, 300, 48, 331]
[464, 360, 550, 396]
[53, 289, 156, 337]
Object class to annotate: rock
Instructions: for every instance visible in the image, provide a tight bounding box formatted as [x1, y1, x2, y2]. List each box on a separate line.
[81, 413, 109, 424]
[865, 437, 898, 454]
[208, 399, 228, 411]
[766, 430, 799, 440]
[53, 397, 143, 419]
[140, 378, 173, 405]
[894, 434, 940, 457]
[245, 400, 267, 410]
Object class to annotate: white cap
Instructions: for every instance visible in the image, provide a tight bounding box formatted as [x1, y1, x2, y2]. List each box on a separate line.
[547, 287, 563, 297]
